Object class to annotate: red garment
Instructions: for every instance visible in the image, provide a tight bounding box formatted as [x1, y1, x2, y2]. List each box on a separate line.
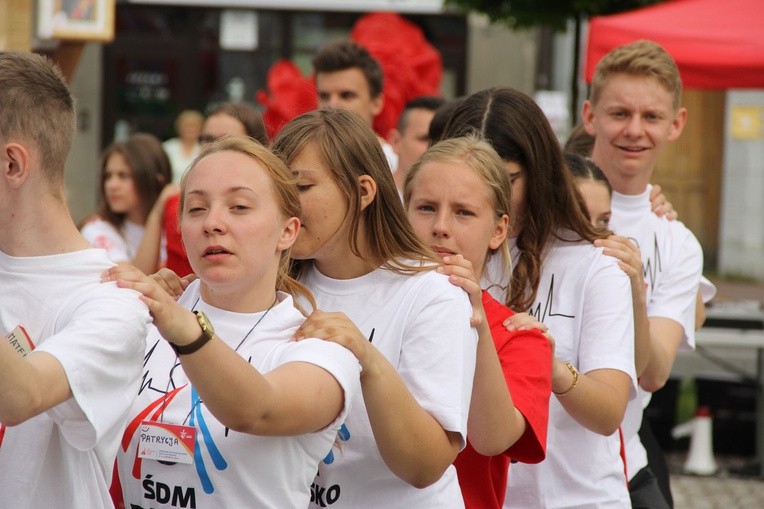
[454, 291, 552, 509]
[109, 461, 124, 509]
[163, 195, 193, 277]
[351, 12, 442, 137]
[256, 13, 443, 139]
[256, 60, 317, 140]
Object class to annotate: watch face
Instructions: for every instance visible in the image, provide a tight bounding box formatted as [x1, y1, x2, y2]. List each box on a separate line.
[195, 311, 214, 336]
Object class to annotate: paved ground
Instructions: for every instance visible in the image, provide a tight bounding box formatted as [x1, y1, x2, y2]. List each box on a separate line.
[670, 454, 764, 508]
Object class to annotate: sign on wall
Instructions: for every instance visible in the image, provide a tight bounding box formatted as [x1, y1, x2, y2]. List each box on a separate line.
[731, 105, 764, 140]
[38, 0, 116, 41]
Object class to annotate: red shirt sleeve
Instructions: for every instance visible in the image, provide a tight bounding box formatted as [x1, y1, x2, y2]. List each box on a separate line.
[163, 195, 194, 278]
[483, 291, 552, 464]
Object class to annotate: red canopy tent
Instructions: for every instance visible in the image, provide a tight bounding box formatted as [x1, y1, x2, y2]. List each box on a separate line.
[585, 0, 764, 89]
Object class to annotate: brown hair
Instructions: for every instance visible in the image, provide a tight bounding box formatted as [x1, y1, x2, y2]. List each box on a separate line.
[271, 108, 439, 278]
[565, 152, 611, 195]
[312, 40, 383, 98]
[590, 39, 683, 110]
[397, 95, 446, 132]
[0, 51, 75, 186]
[207, 102, 269, 146]
[181, 136, 315, 311]
[174, 109, 204, 133]
[441, 87, 607, 311]
[98, 133, 172, 229]
[404, 134, 512, 283]
[428, 96, 466, 144]
[564, 123, 595, 157]
[565, 152, 614, 234]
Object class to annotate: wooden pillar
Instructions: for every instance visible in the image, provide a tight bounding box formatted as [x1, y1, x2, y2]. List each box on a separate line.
[654, 89, 726, 268]
[0, 0, 85, 83]
[53, 41, 86, 83]
[0, 0, 33, 51]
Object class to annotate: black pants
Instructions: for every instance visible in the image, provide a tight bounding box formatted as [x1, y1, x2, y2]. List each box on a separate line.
[638, 417, 674, 507]
[629, 466, 671, 509]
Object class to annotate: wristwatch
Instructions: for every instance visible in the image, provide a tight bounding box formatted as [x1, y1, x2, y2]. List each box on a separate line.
[170, 311, 215, 356]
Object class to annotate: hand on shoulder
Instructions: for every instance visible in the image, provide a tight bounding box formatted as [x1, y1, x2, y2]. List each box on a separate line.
[436, 254, 484, 328]
[293, 310, 378, 376]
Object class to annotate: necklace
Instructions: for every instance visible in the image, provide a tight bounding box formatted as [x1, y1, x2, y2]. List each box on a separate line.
[161, 293, 279, 425]
[230, 295, 278, 353]
[189, 295, 279, 354]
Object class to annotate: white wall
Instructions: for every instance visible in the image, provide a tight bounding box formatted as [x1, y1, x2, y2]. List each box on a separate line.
[466, 14, 536, 95]
[718, 90, 764, 280]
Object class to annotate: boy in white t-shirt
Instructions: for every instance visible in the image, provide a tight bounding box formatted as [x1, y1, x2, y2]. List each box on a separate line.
[312, 40, 398, 171]
[0, 51, 149, 508]
[583, 40, 703, 509]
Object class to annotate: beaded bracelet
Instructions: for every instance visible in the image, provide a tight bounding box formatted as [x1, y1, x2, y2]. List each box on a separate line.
[553, 362, 579, 397]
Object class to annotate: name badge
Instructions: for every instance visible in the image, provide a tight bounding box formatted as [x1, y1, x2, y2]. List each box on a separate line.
[5, 325, 34, 357]
[138, 421, 196, 465]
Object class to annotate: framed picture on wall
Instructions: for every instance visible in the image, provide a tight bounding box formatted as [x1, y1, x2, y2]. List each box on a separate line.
[37, 0, 116, 42]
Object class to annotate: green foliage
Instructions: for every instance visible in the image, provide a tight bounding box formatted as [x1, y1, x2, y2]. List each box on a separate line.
[676, 376, 698, 425]
[445, 0, 665, 31]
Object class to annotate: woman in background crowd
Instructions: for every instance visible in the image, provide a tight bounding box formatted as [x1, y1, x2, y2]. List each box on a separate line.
[81, 132, 171, 271]
[163, 109, 203, 183]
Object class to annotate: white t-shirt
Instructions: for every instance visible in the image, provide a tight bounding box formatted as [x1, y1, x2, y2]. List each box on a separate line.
[81, 218, 144, 263]
[81, 218, 166, 266]
[118, 280, 361, 509]
[699, 275, 717, 303]
[0, 248, 149, 509]
[163, 138, 200, 184]
[381, 139, 398, 173]
[609, 187, 703, 480]
[493, 233, 637, 509]
[301, 264, 477, 509]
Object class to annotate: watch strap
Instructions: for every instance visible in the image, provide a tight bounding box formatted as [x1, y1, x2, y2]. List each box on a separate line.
[170, 311, 214, 356]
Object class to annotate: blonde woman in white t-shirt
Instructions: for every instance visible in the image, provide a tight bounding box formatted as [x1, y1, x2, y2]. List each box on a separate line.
[103, 137, 361, 508]
[272, 108, 477, 508]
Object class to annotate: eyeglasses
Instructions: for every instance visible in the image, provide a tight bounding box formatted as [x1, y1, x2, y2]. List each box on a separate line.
[198, 134, 218, 144]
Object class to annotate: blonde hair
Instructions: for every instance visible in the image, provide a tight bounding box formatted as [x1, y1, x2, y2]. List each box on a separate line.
[590, 39, 682, 110]
[271, 108, 440, 278]
[403, 135, 512, 283]
[175, 110, 204, 132]
[181, 136, 315, 312]
[440, 87, 606, 312]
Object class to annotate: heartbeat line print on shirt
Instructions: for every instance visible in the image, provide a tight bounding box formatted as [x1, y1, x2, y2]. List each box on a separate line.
[126, 340, 248, 495]
[139, 340, 168, 397]
[625, 234, 662, 297]
[527, 274, 575, 322]
[641, 234, 662, 295]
